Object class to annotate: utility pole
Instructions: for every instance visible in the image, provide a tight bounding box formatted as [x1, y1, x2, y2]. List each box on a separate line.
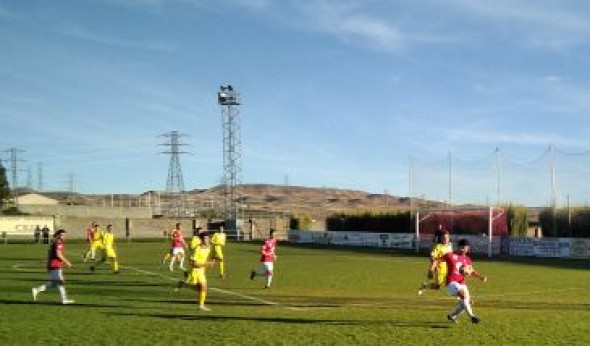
[26, 165, 33, 189]
[159, 131, 189, 216]
[62, 173, 75, 204]
[3, 147, 25, 206]
[37, 162, 43, 192]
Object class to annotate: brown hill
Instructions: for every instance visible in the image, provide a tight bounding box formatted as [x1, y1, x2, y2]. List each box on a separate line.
[34, 184, 429, 219]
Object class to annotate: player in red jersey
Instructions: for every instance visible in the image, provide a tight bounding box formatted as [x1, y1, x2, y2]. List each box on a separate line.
[444, 239, 487, 324]
[164, 223, 186, 271]
[83, 221, 97, 262]
[31, 230, 75, 304]
[250, 229, 277, 288]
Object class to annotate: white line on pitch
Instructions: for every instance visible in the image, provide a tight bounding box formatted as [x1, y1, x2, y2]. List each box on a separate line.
[478, 287, 583, 298]
[123, 265, 304, 311]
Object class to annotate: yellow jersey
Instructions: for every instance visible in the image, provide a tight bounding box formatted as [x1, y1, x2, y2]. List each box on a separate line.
[192, 246, 211, 267]
[92, 229, 104, 243]
[211, 232, 226, 246]
[431, 243, 453, 262]
[190, 236, 201, 251]
[103, 233, 115, 248]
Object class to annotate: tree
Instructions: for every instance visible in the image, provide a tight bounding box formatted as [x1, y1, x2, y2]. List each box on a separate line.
[0, 160, 10, 211]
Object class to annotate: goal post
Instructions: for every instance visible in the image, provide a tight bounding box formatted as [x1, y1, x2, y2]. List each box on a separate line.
[416, 206, 508, 258]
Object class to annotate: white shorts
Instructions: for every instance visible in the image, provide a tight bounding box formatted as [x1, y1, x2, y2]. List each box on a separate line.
[447, 281, 468, 297]
[172, 247, 185, 256]
[49, 269, 64, 282]
[261, 262, 274, 274]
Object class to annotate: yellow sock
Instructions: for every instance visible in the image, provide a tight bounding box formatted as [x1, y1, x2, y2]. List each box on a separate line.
[199, 290, 207, 306]
[113, 260, 119, 272]
[219, 261, 225, 276]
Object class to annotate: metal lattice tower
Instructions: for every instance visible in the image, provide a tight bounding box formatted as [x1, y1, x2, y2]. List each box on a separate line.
[160, 131, 189, 214]
[3, 147, 25, 205]
[218, 85, 242, 226]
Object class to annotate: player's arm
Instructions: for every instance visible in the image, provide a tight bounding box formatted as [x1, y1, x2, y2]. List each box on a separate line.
[57, 248, 72, 268]
[470, 267, 487, 282]
[427, 248, 440, 278]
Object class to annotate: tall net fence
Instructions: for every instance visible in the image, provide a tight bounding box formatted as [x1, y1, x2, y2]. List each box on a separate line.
[411, 146, 590, 207]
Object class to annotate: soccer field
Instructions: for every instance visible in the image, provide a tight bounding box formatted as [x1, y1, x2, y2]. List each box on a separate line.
[1, 241, 590, 345]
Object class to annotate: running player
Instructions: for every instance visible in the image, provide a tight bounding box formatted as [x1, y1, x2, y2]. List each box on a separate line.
[176, 232, 215, 311]
[250, 229, 277, 288]
[190, 227, 203, 251]
[183, 227, 203, 281]
[210, 226, 227, 279]
[31, 230, 75, 304]
[444, 239, 487, 324]
[90, 224, 120, 273]
[418, 228, 453, 295]
[164, 223, 186, 271]
[83, 222, 100, 262]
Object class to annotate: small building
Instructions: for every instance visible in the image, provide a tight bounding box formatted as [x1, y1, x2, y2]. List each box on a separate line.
[17, 193, 59, 205]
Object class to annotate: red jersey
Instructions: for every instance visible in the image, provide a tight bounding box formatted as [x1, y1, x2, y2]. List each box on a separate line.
[47, 239, 65, 270]
[260, 237, 277, 263]
[171, 229, 184, 248]
[86, 228, 95, 243]
[444, 252, 472, 285]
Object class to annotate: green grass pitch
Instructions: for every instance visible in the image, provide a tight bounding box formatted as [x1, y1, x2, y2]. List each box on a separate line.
[1, 241, 590, 345]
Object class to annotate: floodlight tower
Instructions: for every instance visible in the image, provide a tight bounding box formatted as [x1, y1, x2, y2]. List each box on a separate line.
[217, 84, 242, 233]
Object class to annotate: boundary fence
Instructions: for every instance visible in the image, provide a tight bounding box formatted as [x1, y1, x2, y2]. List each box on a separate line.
[287, 230, 590, 260]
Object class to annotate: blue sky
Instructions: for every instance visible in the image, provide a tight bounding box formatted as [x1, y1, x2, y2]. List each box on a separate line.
[1, 0, 590, 205]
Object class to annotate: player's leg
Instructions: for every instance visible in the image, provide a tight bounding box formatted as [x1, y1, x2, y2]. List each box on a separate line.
[215, 247, 225, 278]
[83, 246, 92, 262]
[90, 249, 107, 272]
[107, 248, 119, 273]
[458, 286, 479, 323]
[162, 249, 171, 264]
[446, 282, 464, 322]
[433, 265, 447, 290]
[169, 249, 177, 271]
[32, 280, 53, 301]
[263, 262, 274, 288]
[178, 251, 185, 271]
[44, 270, 73, 304]
[196, 272, 209, 310]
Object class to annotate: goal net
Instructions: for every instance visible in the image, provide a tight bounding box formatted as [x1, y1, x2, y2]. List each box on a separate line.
[415, 206, 508, 257]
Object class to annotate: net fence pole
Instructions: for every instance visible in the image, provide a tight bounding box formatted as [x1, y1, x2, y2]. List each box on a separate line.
[415, 211, 420, 254]
[488, 206, 493, 258]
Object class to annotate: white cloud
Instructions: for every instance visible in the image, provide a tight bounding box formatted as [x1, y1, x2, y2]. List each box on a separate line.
[445, 0, 590, 47]
[54, 25, 177, 52]
[294, 1, 404, 52]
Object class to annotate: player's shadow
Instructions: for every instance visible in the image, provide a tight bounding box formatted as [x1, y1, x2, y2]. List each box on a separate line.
[109, 311, 450, 329]
[0, 299, 134, 309]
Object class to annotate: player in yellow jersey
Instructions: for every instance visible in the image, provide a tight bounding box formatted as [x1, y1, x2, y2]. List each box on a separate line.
[175, 232, 215, 311]
[210, 227, 227, 279]
[190, 227, 203, 251]
[90, 224, 120, 273]
[418, 228, 453, 295]
[182, 227, 203, 281]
